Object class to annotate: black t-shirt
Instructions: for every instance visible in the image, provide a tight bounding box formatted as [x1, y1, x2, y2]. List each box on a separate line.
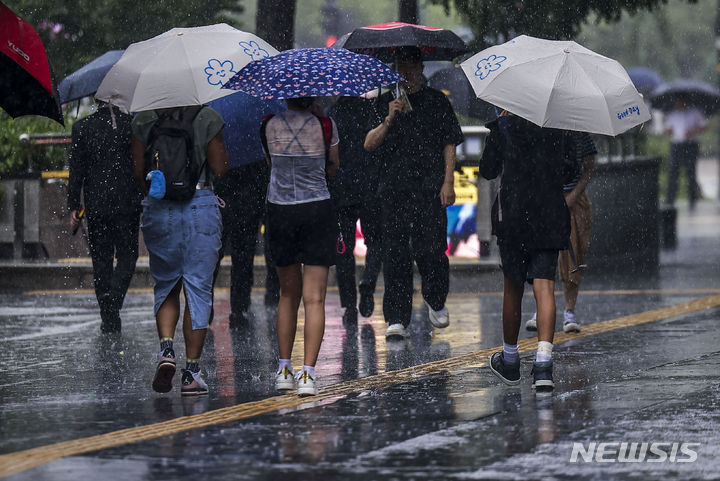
[480, 116, 575, 249]
[328, 97, 379, 207]
[371, 87, 464, 196]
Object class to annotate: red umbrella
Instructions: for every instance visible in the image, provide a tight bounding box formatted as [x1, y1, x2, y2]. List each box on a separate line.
[0, 1, 63, 124]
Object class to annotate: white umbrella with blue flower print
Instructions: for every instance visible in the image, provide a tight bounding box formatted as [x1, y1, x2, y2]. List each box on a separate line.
[96, 23, 278, 113]
[460, 35, 650, 136]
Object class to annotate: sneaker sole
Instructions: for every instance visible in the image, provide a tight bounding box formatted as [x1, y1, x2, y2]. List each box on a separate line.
[526, 323, 537, 331]
[533, 379, 555, 390]
[563, 322, 580, 333]
[429, 319, 449, 328]
[276, 380, 296, 391]
[152, 363, 176, 393]
[180, 388, 208, 396]
[489, 362, 521, 386]
[297, 386, 318, 396]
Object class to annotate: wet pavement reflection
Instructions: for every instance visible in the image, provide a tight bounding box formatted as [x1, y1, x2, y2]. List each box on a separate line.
[1, 202, 720, 480]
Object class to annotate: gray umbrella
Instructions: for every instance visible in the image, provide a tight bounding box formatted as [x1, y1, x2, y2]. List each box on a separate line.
[651, 78, 720, 116]
[58, 50, 124, 104]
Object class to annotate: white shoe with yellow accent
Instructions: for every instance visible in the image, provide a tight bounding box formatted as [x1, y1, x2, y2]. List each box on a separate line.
[296, 370, 317, 396]
[275, 366, 295, 391]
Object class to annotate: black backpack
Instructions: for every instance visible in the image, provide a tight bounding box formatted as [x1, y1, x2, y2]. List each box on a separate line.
[145, 106, 205, 201]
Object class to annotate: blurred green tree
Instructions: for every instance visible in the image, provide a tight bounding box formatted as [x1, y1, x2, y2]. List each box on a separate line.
[11, 1, 245, 80]
[428, 0, 697, 51]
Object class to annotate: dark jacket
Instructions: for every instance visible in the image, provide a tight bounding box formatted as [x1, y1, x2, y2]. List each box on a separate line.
[67, 105, 142, 218]
[479, 116, 574, 249]
[328, 97, 379, 207]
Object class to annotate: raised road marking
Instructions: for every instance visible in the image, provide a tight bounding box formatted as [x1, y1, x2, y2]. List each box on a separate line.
[1, 294, 719, 477]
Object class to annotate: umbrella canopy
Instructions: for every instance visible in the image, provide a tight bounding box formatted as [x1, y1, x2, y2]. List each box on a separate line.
[427, 66, 496, 121]
[0, 1, 63, 124]
[222, 48, 404, 99]
[460, 35, 650, 136]
[59, 49, 124, 103]
[95, 23, 278, 113]
[650, 78, 720, 116]
[627, 66, 664, 96]
[332, 21, 467, 62]
[208, 93, 285, 168]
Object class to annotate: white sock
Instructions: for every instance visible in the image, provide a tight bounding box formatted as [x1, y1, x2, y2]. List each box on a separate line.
[302, 365, 315, 378]
[278, 359, 293, 373]
[536, 341, 553, 363]
[503, 342, 519, 363]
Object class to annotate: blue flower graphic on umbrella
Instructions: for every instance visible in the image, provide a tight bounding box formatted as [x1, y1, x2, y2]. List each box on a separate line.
[475, 54, 507, 80]
[239, 41, 270, 61]
[205, 59, 237, 86]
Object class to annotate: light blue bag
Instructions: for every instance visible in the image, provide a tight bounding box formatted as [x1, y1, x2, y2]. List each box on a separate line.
[146, 170, 166, 199]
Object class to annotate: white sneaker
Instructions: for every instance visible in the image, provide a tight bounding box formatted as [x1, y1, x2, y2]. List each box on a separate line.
[275, 366, 296, 391]
[563, 310, 580, 333]
[425, 301, 449, 328]
[180, 369, 209, 396]
[296, 370, 317, 396]
[526, 312, 537, 331]
[385, 323, 409, 339]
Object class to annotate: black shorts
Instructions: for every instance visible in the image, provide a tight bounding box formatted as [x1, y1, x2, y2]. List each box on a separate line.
[267, 199, 337, 267]
[499, 243, 559, 285]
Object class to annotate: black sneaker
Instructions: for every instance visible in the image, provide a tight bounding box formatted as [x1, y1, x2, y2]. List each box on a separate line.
[152, 347, 176, 393]
[358, 290, 374, 317]
[489, 352, 520, 385]
[342, 307, 358, 329]
[531, 360, 554, 393]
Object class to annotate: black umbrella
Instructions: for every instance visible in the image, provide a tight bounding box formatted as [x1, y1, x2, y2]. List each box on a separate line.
[0, 2, 63, 124]
[427, 66, 496, 121]
[332, 21, 467, 62]
[58, 49, 124, 103]
[651, 78, 720, 116]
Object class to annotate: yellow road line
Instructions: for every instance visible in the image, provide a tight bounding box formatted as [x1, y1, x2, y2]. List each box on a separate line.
[2, 294, 719, 478]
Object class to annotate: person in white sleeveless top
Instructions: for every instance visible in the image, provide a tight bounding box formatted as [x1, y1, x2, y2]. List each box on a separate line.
[263, 97, 339, 396]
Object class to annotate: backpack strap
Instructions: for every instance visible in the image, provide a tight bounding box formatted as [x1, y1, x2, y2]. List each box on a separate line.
[182, 105, 206, 180]
[260, 113, 275, 157]
[314, 115, 332, 167]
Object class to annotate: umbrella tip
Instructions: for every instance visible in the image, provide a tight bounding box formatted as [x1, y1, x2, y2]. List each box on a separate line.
[563, 48, 570, 54]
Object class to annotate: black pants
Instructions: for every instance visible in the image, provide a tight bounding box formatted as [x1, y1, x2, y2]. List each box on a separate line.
[381, 192, 449, 326]
[335, 200, 383, 309]
[667, 141, 699, 207]
[215, 162, 278, 324]
[87, 212, 140, 325]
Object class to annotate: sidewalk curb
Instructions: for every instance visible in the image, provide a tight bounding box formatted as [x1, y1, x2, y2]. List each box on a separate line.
[0, 258, 501, 292]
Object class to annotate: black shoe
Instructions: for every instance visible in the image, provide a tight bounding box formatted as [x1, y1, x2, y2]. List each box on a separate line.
[342, 307, 358, 329]
[489, 352, 521, 386]
[358, 290, 374, 317]
[531, 360, 554, 393]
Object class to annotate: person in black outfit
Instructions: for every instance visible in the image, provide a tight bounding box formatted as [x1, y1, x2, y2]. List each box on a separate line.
[211, 98, 284, 329]
[479, 112, 576, 393]
[328, 96, 383, 326]
[364, 47, 464, 340]
[67, 102, 142, 333]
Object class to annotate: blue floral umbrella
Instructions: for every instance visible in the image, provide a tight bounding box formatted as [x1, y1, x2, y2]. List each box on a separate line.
[222, 47, 404, 99]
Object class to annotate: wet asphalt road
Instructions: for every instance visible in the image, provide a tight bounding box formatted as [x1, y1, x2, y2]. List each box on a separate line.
[1, 201, 720, 480]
